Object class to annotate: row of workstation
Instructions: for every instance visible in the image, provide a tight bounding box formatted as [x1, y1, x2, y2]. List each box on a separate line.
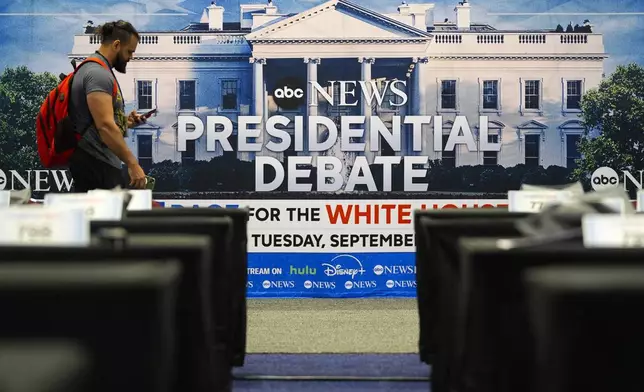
[0, 200, 249, 392]
[414, 205, 644, 392]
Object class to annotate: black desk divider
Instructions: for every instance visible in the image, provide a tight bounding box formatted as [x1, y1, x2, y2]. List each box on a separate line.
[90, 217, 235, 384]
[525, 265, 644, 392]
[0, 260, 180, 392]
[456, 240, 644, 392]
[127, 208, 249, 367]
[415, 212, 526, 392]
[0, 340, 90, 392]
[0, 234, 224, 392]
[414, 208, 513, 363]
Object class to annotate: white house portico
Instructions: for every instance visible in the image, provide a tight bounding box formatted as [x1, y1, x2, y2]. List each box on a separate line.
[244, 0, 433, 163]
[68, 0, 606, 175]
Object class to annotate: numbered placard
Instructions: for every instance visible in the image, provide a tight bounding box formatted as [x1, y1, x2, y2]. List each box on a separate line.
[583, 214, 644, 247]
[44, 192, 124, 221]
[0, 191, 10, 208]
[0, 206, 89, 246]
[508, 190, 573, 213]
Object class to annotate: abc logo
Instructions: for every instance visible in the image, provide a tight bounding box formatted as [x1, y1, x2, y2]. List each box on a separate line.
[0, 169, 5, 190]
[274, 86, 303, 99]
[272, 76, 305, 110]
[591, 167, 619, 191]
[373, 265, 384, 275]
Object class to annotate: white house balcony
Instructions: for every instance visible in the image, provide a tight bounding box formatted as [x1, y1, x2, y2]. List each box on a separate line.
[429, 32, 605, 58]
[71, 33, 250, 57]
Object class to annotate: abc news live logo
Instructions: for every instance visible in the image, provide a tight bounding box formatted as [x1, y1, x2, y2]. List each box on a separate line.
[591, 167, 644, 191]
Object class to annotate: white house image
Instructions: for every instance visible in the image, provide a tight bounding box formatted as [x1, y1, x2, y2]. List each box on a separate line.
[69, 0, 605, 176]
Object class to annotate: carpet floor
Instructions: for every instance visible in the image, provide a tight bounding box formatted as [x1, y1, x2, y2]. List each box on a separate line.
[245, 298, 419, 354]
[239, 298, 429, 391]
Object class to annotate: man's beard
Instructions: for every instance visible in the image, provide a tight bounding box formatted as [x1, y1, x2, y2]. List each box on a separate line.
[114, 53, 128, 73]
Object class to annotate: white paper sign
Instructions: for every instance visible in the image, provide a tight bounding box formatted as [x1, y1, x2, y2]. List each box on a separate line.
[0, 191, 10, 208]
[44, 192, 124, 221]
[88, 189, 151, 211]
[508, 190, 573, 213]
[638, 191, 644, 212]
[583, 214, 644, 247]
[0, 206, 89, 246]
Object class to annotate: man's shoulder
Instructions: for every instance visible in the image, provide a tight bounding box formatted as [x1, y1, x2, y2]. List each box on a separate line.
[75, 57, 112, 79]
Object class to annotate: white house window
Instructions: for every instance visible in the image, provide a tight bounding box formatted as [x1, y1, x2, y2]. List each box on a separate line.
[518, 120, 546, 166]
[482, 80, 499, 110]
[520, 78, 543, 114]
[559, 120, 584, 168]
[136, 80, 153, 111]
[440, 80, 457, 110]
[178, 80, 196, 111]
[563, 79, 585, 113]
[484, 134, 499, 165]
[566, 134, 581, 169]
[442, 133, 456, 168]
[524, 134, 540, 167]
[137, 134, 153, 171]
[566, 81, 582, 109]
[524, 80, 540, 110]
[221, 80, 238, 110]
[182, 139, 196, 164]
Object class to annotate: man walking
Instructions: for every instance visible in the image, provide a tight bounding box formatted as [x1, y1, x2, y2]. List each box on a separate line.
[68, 20, 147, 191]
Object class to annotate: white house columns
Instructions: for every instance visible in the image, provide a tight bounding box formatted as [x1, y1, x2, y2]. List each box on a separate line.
[359, 57, 376, 163]
[304, 57, 321, 155]
[249, 57, 267, 160]
[412, 56, 430, 158]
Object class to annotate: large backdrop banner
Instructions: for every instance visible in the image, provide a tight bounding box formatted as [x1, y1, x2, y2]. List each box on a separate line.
[1, 0, 643, 297]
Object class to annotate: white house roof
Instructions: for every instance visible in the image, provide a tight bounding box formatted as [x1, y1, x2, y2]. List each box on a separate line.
[245, 0, 432, 42]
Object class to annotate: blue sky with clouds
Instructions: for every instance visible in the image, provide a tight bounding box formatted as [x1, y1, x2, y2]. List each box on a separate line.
[0, 0, 642, 76]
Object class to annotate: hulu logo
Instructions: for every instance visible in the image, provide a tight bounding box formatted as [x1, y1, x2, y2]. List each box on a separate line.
[289, 265, 317, 275]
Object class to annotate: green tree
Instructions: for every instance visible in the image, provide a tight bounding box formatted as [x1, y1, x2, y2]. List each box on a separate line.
[0, 66, 59, 172]
[572, 63, 644, 184]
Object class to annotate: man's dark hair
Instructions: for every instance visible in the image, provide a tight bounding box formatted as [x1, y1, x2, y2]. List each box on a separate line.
[96, 20, 140, 44]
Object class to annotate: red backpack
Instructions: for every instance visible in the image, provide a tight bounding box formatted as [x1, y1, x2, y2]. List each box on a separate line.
[36, 57, 118, 168]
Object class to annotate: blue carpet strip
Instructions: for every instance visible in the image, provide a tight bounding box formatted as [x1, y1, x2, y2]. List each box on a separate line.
[233, 353, 431, 382]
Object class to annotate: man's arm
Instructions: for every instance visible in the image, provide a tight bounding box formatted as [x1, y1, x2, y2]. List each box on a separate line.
[83, 67, 137, 167]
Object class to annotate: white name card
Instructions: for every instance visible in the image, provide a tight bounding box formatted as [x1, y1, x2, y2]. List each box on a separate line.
[638, 191, 644, 212]
[508, 190, 573, 213]
[0, 206, 89, 246]
[0, 191, 10, 208]
[583, 214, 644, 247]
[44, 192, 124, 221]
[88, 189, 152, 211]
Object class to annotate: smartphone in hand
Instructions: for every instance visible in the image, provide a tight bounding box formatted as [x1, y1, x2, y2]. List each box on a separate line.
[142, 108, 157, 119]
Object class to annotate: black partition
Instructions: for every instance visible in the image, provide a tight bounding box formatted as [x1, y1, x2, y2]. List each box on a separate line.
[127, 208, 249, 366]
[413, 208, 525, 365]
[525, 265, 644, 392]
[0, 234, 224, 392]
[0, 260, 180, 392]
[414, 212, 526, 392]
[0, 340, 90, 392]
[456, 240, 644, 392]
[90, 217, 236, 377]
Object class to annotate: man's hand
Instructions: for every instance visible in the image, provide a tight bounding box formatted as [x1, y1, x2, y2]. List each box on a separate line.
[127, 110, 146, 128]
[128, 163, 147, 189]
